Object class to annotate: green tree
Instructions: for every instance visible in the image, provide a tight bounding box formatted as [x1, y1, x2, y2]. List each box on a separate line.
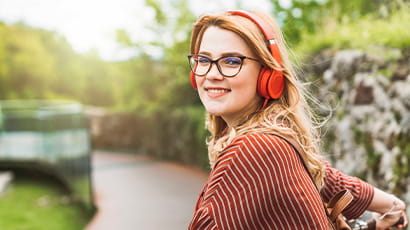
[0, 21, 118, 106]
[115, 0, 199, 113]
[270, 0, 407, 45]
[0, 23, 57, 99]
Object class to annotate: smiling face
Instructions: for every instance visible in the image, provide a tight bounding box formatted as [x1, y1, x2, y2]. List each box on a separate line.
[196, 26, 262, 126]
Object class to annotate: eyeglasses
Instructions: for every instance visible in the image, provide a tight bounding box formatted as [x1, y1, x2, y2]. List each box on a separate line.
[187, 54, 259, 77]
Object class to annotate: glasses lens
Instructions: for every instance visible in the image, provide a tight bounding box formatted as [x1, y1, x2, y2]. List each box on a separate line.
[219, 57, 242, 77]
[189, 55, 210, 76]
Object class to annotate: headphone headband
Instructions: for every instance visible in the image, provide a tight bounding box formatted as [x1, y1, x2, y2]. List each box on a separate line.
[227, 10, 282, 66]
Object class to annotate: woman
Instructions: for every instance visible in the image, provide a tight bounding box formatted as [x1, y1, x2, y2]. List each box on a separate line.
[187, 10, 407, 229]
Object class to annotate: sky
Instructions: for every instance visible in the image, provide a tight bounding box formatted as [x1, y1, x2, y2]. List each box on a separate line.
[0, 0, 279, 61]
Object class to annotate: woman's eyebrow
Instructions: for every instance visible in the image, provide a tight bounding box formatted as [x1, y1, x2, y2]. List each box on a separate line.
[198, 51, 212, 56]
[221, 52, 245, 56]
[197, 51, 246, 57]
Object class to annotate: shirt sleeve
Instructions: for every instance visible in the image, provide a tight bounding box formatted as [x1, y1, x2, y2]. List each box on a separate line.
[189, 133, 329, 230]
[321, 161, 375, 219]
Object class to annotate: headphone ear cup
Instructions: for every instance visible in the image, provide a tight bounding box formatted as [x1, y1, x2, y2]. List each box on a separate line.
[190, 72, 198, 89]
[257, 67, 272, 99]
[257, 67, 285, 99]
[266, 70, 284, 99]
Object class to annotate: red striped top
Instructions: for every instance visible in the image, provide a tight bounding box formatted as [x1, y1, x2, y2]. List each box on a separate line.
[188, 133, 374, 229]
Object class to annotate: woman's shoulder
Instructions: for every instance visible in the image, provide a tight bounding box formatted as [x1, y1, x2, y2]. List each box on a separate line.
[231, 132, 292, 149]
[220, 132, 296, 161]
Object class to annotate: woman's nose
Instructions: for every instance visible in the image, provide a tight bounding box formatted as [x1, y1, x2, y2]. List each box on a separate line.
[205, 63, 224, 80]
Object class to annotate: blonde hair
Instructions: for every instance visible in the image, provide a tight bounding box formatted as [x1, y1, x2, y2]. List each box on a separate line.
[190, 11, 325, 189]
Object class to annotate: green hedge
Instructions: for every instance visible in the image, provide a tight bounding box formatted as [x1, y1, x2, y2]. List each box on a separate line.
[138, 106, 210, 170]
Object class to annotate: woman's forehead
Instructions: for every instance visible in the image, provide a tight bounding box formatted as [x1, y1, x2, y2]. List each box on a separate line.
[199, 26, 253, 57]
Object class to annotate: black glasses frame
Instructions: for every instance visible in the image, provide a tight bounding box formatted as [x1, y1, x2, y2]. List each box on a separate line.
[187, 54, 259, 78]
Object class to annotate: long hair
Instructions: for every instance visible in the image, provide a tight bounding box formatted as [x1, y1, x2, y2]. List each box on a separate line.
[190, 11, 325, 189]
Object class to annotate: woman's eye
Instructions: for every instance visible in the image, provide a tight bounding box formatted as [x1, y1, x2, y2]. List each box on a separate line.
[222, 57, 241, 66]
[197, 57, 210, 64]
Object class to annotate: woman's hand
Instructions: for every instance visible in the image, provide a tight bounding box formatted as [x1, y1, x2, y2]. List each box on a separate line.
[372, 199, 408, 230]
[373, 211, 406, 229]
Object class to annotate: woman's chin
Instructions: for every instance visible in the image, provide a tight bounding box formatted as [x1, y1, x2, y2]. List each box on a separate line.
[204, 106, 225, 116]
[206, 110, 223, 116]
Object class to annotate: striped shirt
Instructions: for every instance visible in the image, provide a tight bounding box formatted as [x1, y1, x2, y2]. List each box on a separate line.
[188, 133, 374, 229]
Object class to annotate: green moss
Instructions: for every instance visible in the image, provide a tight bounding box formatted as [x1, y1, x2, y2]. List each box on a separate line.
[377, 68, 394, 78]
[392, 133, 410, 194]
[322, 129, 336, 158]
[366, 46, 402, 62]
[393, 111, 402, 122]
[353, 128, 381, 173]
[336, 109, 346, 121]
[295, 9, 410, 57]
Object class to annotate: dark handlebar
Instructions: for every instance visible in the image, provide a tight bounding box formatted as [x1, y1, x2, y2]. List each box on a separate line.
[395, 215, 405, 227]
[366, 215, 405, 230]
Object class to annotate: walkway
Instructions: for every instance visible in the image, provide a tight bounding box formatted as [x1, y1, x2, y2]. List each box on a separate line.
[85, 151, 208, 230]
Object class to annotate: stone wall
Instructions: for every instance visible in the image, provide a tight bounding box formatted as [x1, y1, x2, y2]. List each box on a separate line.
[307, 47, 410, 210]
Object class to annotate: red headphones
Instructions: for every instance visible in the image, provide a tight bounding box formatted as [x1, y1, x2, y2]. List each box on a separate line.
[190, 10, 284, 100]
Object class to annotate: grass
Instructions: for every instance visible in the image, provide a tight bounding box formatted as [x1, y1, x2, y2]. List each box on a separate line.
[0, 172, 91, 230]
[294, 7, 410, 57]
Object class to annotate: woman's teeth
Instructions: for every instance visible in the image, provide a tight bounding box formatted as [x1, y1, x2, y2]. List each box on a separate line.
[207, 89, 229, 93]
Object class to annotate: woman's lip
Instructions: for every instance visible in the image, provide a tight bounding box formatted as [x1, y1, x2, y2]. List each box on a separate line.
[205, 87, 231, 98]
[205, 87, 231, 91]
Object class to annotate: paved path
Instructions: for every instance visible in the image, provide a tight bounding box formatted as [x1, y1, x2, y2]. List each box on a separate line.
[85, 151, 208, 230]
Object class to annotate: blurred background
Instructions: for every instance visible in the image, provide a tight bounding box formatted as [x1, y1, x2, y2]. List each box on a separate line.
[0, 0, 409, 229]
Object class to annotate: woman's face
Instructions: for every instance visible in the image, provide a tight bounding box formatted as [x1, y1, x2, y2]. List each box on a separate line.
[196, 26, 262, 126]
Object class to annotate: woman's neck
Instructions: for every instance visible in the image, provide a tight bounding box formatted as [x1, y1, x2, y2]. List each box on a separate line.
[222, 98, 263, 127]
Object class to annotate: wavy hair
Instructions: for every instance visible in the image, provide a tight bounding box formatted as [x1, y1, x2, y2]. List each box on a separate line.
[190, 11, 325, 189]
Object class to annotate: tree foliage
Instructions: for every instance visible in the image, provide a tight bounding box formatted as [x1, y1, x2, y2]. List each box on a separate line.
[114, 0, 199, 113]
[0, 22, 118, 106]
[270, 0, 409, 46]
